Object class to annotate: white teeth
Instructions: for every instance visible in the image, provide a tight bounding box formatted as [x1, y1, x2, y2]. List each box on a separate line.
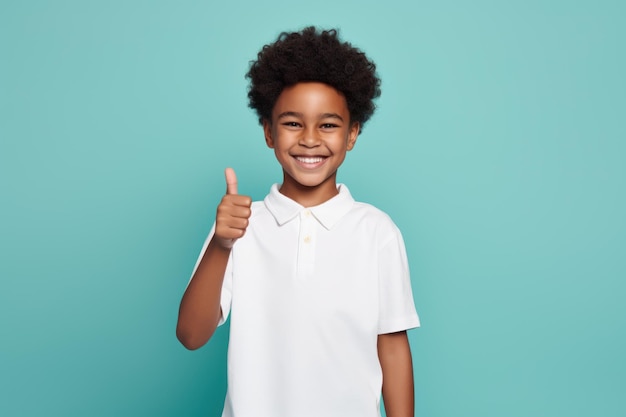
[296, 156, 325, 164]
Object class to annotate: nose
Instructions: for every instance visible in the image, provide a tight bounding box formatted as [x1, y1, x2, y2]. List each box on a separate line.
[299, 127, 321, 147]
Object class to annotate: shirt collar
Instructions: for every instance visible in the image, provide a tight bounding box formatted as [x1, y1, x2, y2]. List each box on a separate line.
[264, 183, 355, 230]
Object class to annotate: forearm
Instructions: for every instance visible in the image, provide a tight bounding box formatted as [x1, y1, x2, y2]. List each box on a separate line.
[378, 331, 414, 417]
[176, 237, 230, 350]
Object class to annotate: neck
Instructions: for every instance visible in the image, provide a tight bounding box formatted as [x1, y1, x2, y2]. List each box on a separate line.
[279, 174, 339, 207]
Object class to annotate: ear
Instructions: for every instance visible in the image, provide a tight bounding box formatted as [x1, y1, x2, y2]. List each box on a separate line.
[346, 122, 360, 151]
[263, 119, 274, 148]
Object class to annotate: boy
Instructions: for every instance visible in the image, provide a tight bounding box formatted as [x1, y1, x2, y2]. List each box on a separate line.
[177, 27, 420, 417]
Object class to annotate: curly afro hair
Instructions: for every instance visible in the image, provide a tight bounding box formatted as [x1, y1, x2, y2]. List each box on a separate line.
[246, 26, 381, 129]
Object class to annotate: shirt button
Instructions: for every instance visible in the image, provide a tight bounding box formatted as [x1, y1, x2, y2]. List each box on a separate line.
[303, 236, 311, 244]
[304, 210, 311, 217]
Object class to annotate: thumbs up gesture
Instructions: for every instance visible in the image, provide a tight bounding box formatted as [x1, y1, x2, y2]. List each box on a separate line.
[214, 168, 252, 249]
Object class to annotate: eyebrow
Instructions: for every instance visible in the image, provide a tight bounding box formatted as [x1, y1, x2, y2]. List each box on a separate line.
[276, 111, 345, 122]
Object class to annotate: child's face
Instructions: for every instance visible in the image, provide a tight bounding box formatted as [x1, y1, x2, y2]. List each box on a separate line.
[263, 82, 359, 202]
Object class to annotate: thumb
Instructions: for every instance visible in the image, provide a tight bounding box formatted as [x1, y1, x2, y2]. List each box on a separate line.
[224, 167, 238, 195]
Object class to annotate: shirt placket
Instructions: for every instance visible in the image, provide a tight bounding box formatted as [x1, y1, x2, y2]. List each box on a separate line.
[296, 209, 316, 280]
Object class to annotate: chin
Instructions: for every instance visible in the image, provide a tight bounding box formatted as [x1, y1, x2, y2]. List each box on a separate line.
[294, 179, 326, 188]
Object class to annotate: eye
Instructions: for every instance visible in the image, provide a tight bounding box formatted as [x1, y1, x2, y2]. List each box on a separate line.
[321, 123, 339, 129]
[281, 121, 301, 128]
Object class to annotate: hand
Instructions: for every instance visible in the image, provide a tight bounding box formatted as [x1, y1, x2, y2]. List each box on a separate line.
[214, 168, 252, 249]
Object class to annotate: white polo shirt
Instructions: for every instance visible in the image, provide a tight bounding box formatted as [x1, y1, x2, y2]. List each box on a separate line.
[191, 184, 419, 417]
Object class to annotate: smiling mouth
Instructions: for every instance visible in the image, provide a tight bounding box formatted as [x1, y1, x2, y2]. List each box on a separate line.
[295, 156, 326, 164]
[293, 155, 328, 168]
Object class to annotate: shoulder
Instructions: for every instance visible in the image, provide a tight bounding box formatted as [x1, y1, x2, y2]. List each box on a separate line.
[348, 201, 404, 246]
[251, 200, 266, 211]
[351, 200, 396, 226]
[249, 200, 270, 220]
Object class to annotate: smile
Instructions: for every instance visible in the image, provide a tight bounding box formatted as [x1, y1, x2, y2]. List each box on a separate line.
[295, 156, 326, 163]
[293, 155, 328, 168]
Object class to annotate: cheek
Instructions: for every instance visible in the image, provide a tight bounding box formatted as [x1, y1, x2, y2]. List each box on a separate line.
[274, 146, 290, 163]
[273, 140, 289, 153]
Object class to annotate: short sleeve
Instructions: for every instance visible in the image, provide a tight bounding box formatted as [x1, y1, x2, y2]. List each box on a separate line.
[188, 224, 233, 326]
[378, 226, 420, 334]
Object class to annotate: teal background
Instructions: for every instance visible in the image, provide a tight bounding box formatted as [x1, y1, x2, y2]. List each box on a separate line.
[1, 0, 624, 416]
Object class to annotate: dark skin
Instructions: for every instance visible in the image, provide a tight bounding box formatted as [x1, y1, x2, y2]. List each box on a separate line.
[379, 330, 415, 417]
[176, 82, 414, 417]
[176, 168, 251, 349]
